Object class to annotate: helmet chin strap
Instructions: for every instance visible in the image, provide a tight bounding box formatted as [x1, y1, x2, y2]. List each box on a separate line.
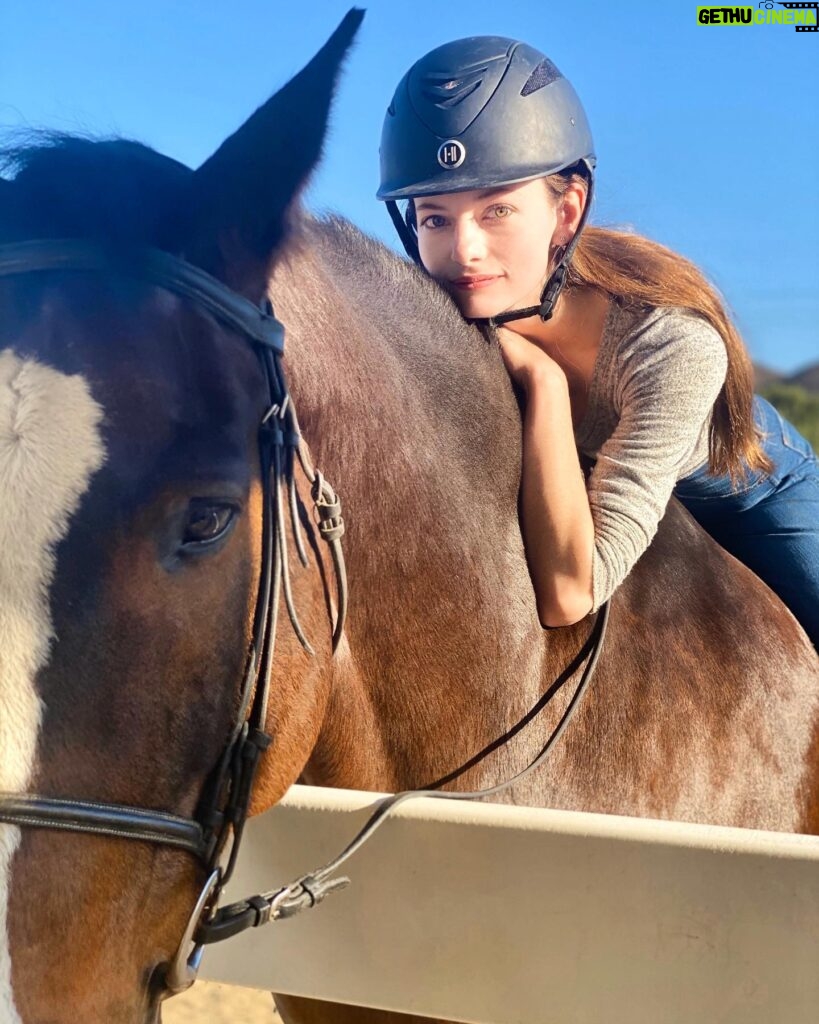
[386, 176, 594, 331]
[386, 200, 422, 264]
[481, 264, 565, 328]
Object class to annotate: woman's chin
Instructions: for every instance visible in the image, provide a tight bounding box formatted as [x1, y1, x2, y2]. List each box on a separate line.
[452, 293, 509, 321]
[449, 286, 535, 322]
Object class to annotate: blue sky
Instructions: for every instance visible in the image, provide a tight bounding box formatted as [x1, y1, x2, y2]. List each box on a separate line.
[2, 1, 816, 372]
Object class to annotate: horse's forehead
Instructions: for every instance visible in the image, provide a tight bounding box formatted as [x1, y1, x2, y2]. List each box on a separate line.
[3, 272, 262, 447]
[6, 270, 247, 366]
[0, 349, 106, 1022]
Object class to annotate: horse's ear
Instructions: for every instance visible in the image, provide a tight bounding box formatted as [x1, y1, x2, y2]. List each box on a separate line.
[184, 8, 364, 295]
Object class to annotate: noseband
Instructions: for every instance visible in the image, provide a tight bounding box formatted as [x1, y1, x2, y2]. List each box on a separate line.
[0, 238, 348, 990]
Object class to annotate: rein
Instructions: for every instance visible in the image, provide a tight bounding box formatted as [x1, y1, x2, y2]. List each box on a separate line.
[0, 238, 607, 995]
[197, 601, 609, 945]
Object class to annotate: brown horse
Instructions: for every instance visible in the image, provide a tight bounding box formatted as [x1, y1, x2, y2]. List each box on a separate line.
[0, 11, 817, 1024]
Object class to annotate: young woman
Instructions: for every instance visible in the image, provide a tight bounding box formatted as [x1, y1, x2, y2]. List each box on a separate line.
[377, 35, 819, 648]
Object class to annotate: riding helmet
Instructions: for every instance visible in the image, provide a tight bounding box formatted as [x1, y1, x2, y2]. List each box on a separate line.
[377, 36, 595, 323]
[378, 36, 594, 202]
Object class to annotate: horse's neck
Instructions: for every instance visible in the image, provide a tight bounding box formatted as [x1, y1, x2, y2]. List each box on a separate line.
[270, 232, 585, 793]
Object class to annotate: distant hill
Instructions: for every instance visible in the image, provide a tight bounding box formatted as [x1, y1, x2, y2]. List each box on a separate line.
[790, 364, 819, 394]
[753, 364, 783, 391]
[754, 361, 819, 394]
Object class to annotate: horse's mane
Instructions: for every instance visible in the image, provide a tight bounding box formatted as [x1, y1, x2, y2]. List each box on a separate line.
[0, 136, 477, 351]
[0, 134, 191, 248]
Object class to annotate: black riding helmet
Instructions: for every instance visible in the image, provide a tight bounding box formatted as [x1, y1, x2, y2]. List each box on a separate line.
[377, 36, 596, 325]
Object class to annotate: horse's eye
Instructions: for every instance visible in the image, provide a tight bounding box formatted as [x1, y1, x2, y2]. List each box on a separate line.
[181, 502, 238, 549]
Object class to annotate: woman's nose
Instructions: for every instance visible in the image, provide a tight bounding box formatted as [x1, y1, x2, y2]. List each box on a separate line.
[450, 219, 487, 264]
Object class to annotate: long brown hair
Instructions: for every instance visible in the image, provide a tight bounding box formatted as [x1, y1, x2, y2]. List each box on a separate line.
[547, 169, 770, 479]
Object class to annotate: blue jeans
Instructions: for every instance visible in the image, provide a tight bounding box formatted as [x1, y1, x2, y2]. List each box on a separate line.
[674, 396, 819, 650]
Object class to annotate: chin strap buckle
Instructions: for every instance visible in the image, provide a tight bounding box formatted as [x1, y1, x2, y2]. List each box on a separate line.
[538, 264, 567, 322]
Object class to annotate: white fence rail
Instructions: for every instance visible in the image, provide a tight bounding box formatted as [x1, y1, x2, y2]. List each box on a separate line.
[202, 785, 819, 1023]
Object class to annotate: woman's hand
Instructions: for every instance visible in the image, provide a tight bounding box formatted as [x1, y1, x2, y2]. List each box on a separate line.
[496, 329, 565, 393]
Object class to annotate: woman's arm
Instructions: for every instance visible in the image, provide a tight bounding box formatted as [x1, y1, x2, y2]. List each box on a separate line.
[585, 313, 728, 609]
[498, 308, 728, 625]
[521, 370, 595, 626]
[498, 336, 595, 627]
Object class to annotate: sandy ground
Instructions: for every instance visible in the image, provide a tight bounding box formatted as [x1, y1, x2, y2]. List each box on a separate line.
[163, 981, 281, 1023]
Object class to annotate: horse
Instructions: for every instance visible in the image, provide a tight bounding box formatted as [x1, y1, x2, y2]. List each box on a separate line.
[0, 10, 817, 1024]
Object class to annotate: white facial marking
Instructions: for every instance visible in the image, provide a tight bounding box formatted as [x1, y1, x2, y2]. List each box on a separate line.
[0, 350, 105, 1022]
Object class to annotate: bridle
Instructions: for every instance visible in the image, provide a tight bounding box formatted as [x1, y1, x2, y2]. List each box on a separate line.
[0, 238, 348, 989]
[0, 237, 609, 997]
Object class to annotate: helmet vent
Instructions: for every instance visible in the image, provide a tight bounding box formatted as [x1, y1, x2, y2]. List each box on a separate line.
[521, 58, 562, 96]
[420, 69, 487, 109]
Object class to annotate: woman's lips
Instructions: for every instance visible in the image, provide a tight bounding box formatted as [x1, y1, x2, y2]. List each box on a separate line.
[451, 275, 501, 291]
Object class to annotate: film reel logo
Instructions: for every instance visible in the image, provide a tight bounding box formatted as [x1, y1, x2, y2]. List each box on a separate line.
[765, 1, 819, 31]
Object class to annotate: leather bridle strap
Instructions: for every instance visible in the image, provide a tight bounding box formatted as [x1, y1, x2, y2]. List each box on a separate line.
[0, 235, 351, 990]
[0, 239, 287, 354]
[0, 795, 206, 856]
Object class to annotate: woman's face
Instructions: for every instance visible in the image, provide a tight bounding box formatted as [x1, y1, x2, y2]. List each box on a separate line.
[415, 178, 578, 320]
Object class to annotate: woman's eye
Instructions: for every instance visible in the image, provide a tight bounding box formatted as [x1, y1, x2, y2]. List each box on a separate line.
[488, 205, 512, 220]
[181, 502, 238, 549]
[420, 214, 447, 230]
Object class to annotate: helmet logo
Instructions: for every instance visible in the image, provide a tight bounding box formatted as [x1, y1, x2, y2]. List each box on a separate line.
[437, 139, 466, 170]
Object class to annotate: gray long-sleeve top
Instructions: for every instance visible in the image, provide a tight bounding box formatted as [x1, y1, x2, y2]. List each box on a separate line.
[574, 301, 728, 609]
